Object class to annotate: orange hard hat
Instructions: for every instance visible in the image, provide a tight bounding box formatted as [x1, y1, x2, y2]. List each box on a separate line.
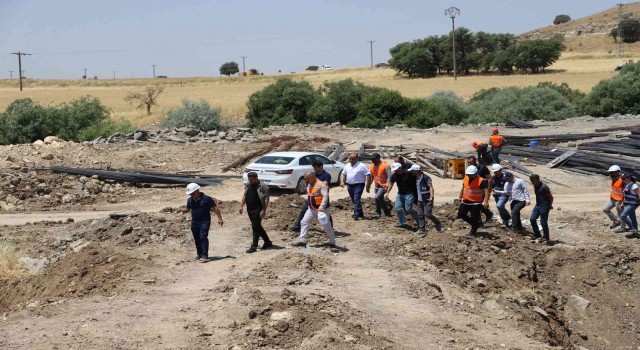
[492, 127, 499, 134]
[472, 141, 479, 149]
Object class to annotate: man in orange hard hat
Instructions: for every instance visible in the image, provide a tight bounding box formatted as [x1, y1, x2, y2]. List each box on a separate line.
[489, 127, 505, 164]
[472, 140, 491, 165]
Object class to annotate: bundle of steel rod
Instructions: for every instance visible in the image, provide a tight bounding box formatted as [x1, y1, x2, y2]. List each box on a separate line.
[578, 139, 640, 158]
[505, 118, 536, 129]
[503, 133, 608, 146]
[51, 166, 223, 186]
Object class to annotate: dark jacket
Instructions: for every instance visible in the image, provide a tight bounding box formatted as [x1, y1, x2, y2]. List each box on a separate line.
[244, 182, 270, 208]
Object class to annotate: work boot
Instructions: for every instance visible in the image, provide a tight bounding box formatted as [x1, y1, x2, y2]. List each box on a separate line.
[199, 257, 209, 263]
[194, 255, 201, 261]
[536, 237, 550, 245]
[289, 226, 301, 233]
[414, 229, 426, 236]
[372, 213, 381, 219]
[470, 226, 478, 235]
[624, 229, 639, 238]
[435, 222, 443, 232]
[292, 241, 307, 247]
[261, 242, 273, 250]
[394, 223, 408, 228]
[614, 227, 629, 233]
[529, 233, 542, 240]
[246, 247, 257, 254]
[610, 221, 621, 229]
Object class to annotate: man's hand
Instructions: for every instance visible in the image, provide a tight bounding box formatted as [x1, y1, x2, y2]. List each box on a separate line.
[340, 182, 345, 188]
[318, 207, 325, 212]
[260, 210, 267, 218]
[179, 207, 189, 214]
[218, 219, 224, 226]
[238, 206, 243, 215]
[384, 194, 390, 201]
[366, 186, 370, 193]
[483, 202, 489, 209]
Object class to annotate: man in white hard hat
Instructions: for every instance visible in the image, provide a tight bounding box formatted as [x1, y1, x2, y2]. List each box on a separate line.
[180, 183, 224, 262]
[385, 161, 419, 229]
[410, 164, 442, 235]
[604, 165, 627, 231]
[458, 165, 490, 235]
[491, 164, 511, 226]
[294, 171, 336, 247]
[467, 156, 494, 224]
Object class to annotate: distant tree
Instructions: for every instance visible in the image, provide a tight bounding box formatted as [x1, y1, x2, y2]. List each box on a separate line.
[249, 68, 259, 75]
[219, 62, 240, 76]
[610, 27, 619, 43]
[306, 65, 319, 71]
[513, 38, 564, 73]
[124, 86, 164, 115]
[553, 14, 571, 25]
[619, 18, 640, 43]
[388, 41, 438, 78]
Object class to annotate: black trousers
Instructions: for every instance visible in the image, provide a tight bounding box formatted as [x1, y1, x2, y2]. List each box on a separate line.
[457, 203, 482, 230]
[248, 209, 271, 248]
[510, 200, 526, 230]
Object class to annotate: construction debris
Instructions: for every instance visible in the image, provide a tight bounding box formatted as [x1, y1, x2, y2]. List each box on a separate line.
[50, 166, 223, 186]
[506, 119, 537, 129]
[503, 133, 608, 146]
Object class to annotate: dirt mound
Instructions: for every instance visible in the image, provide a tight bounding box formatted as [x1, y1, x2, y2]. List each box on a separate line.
[368, 219, 640, 348]
[188, 287, 393, 349]
[0, 244, 148, 312]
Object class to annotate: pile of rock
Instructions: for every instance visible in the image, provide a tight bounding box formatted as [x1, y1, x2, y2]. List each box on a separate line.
[93, 127, 260, 145]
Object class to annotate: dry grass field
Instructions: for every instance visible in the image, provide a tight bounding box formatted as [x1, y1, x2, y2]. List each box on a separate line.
[0, 54, 635, 126]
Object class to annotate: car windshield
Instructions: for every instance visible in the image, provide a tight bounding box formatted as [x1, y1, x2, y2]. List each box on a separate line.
[255, 156, 295, 165]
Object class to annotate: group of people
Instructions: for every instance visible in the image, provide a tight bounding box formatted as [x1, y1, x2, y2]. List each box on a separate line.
[178, 143, 639, 261]
[603, 165, 640, 238]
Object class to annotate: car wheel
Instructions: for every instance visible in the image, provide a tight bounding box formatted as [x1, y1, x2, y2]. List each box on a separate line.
[295, 177, 307, 194]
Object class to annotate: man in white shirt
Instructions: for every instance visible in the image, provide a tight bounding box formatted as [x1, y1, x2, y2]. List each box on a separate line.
[340, 152, 371, 220]
[504, 172, 530, 233]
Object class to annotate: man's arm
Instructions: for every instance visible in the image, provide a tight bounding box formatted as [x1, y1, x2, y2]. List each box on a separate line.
[522, 181, 531, 205]
[180, 201, 191, 214]
[340, 169, 347, 187]
[318, 185, 329, 211]
[261, 196, 269, 218]
[384, 179, 395, 199]
[238, 193, 246, 214]
[428, 183, 435, 202]
[213, 206, 223, 226]
[365, 174, 372, 192]
[547, 190, 554, 207]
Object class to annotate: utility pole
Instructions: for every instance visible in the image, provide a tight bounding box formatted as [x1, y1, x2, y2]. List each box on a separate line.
[241, 56, 247, 74]
[9, 70, 13, 79]
[113, 71, 116, 80]
[152, 64, 156, 78]
[83, 68, 88, 79]
[10, 51, 31, 91]
[617, 3, 624, 58]
[445, 6, 461, 81]
[367, 40, 375, 67]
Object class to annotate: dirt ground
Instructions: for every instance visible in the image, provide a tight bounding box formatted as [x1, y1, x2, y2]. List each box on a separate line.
[1, 118, 640, 349]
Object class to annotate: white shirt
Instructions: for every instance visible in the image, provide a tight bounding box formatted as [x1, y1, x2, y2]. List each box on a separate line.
[506, 178, 530, 202]
[343, 161, 370, 184]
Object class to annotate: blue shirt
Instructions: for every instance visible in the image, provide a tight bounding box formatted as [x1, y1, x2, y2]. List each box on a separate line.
[492, 173, 509, 195]
[187, 194, 216, 222]
[316, 170, 331, 184]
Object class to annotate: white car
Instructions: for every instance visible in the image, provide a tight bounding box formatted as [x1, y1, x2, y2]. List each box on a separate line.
[242, 151, 346, 194]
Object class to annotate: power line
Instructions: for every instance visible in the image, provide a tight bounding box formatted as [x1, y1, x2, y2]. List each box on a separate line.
[367, 40, 375, 67]
[445, 6, 461, 81]
[10, 51, 31, 91]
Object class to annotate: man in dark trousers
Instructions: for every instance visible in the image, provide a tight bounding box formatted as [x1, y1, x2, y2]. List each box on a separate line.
[180, 183, 224, 263]
[457, 165, 490, 235]
[468, 156, 494, 224]
[289, 161, 331, 232]
[529, 174, 554, 244]
[239, 172, 273, 253]
[410, 164, 442, 235]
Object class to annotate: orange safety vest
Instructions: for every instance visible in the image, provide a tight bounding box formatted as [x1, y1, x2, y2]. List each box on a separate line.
[489, 135, 504, 148]
[369, 162, 389, 188]
[611, 178, 624, 201]
[307, 180, 325, 209]
[473, 141, 487, 150]
[463, 176, 484, 203]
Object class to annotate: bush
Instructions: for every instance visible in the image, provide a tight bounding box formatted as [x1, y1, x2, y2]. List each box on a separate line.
[553, 14, 571, 25]
[306, 66, 319, 71]
[161, 99, 222, 131]
[619, 18, 640, 43]
[308, 79, 371, 124]
[581, 70, 640, 117]
[245, 79, 319, 128]
[467, 86, 577, 123]
[350, 88, 410, 128]
[220, 62, 239, 76]
[0, 96, 111, 145]
[536, 82, 585, 105]
[77, 117, 135, 141]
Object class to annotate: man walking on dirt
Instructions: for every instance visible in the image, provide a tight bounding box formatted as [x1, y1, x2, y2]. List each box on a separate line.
[239, 172, 273, 253]
[385, 162, 419, 229]
[289, 161, 331, 232]
[180, 183, 224, 262]
[504, 172, 530, 233]
[604, 165, 626, 230]
[491, 164, 511, 227]
[366, 153, 392, 219]
[458, 165, 490, 235]
[341, 152, 371, 220]
[468, 156, 494, 224]
[410, 164, 442, 235]
[489, 128, 505, 164]
[530, 174, 553, 244]
[295, 171, 336, 247]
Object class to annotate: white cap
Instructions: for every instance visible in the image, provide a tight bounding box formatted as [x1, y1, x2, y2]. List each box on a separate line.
[465, 165, 478, 175]
[608, 165, 621, 172]
[391, 162, 402, 171]
[491, 164, 502, 171]
[318, 212, 329, 225]
[186, 183, 200, 195]
[409, 164, 422, 172]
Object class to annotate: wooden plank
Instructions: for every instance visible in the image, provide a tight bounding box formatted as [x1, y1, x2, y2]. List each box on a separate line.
[323, 145, 333, 157]
[416, 154, 444, 178]
[358, 143, 365, 157]
[546, 151, 576, 168]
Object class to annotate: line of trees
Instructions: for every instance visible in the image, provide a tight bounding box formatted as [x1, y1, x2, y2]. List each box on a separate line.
[610, 18, 640, 43]
[388, 28, 564, 78]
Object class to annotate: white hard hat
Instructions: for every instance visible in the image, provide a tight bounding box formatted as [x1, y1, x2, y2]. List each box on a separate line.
[318, 212, 329, 225]
[409, 164, 421, 172]
[391, 162, 402, 171]
[608, 165, 621, 172]
[466, 165, 478, 175]
[186, 183, 200, 195]
[491, 164, 502, 171]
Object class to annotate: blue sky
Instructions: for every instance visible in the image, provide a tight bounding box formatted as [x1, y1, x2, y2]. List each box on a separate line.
[0, 0, 619, 79]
